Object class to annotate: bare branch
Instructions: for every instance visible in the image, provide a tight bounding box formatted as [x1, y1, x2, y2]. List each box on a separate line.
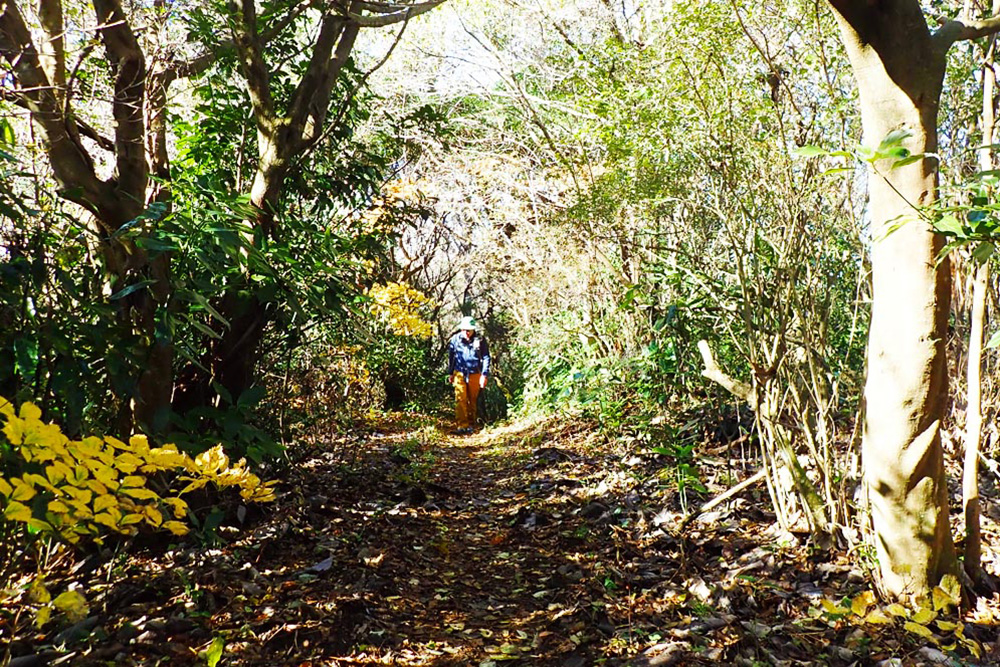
[0, 87, 114, 150]
[698, 340, 755, 404]
[167, 0, 312, 82]
[935, 14, 1000, 47]
[352, 0, 441, 13]
[678, 468, 766, 532]
[295, 10, 409, 158]
[0, 0, 106, 214]
[345, 0, 445, 26]
[286, 12, 352, 149]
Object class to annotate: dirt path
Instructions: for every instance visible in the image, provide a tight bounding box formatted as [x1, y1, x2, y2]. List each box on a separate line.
[265, 416, 658, 666]
[24, 413, 1000, 666]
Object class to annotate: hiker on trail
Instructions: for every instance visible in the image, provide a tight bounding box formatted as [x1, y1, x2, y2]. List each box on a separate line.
[447, 316, 490, 435]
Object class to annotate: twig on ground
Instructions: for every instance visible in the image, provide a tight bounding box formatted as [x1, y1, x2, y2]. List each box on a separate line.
[677, 468, 766, 532]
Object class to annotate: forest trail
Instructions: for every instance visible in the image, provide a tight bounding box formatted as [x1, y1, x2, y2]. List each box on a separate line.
[29, 413, 1000, 667]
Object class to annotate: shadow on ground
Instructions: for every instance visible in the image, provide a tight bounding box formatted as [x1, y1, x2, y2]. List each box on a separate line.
[12, 412, 1000, 666]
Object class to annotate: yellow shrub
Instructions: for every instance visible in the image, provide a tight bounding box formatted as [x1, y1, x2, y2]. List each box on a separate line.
[367, 282, 434, 338]
[0, 397, 276, 544]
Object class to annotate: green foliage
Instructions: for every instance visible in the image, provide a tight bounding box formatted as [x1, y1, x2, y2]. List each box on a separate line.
[932, 168, 1000, 260]
[0, 8, 427, 458]
[0, 150, 126, 433]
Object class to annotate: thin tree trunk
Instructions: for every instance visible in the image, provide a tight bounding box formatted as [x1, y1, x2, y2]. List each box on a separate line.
[964, 261, 987, 584]
[963, 3, 999, 582]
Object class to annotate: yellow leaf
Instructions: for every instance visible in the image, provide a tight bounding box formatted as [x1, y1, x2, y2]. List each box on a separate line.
[851, 591, 875, 616]
[162, 497, 189, 518]
[46, 462, 71, 485]
[120, 487, 158, 501]
[912, 607, 937, 625]
[939, 574, 961, 602]
[195, 445, 229, 474]
[121, 476, 146, 488]
[53, 590, 89, 622]
[217, 469, 250, 487]
[94, 494, 117, 513]
[29, 578, 51, 604]
[25, 473, 60, 495]
[936, 620, 958, 632]
[26, 518, 53, 533]
[63, 487, 92, 505]
[821, 599, 849, 615]
[65, 500, 92, 520]
[146, 446, 188, 470]
[144, 505, 163, 527]
[30, 448, 57, 463]
[74, 436, 104, 458]
[11, 478, 36, 502]
[3, 418, 25, 446]
[87, 461, 116, 484]
[886, 603, 909, 618]
[0, 478, 12, 498]
[179, 478, 209, 495]
[904, 621, 937, 641]
[162, 520, 189, 536]
[0, 396, 13, 417]
[86, 479, 109, 496]
[104, 436, 128, 450]
[964, 638, 982, 658]
[932, 576, 961, 611]
[114, 452, 143, 473]
[245, 485, 276, 503]
[35, 605, 51, 629]
[48, 500, 70, 515]
[129, 434, 151, 454]
[68, 465, 89, 485]
[120, 513, 144, 525]
[19, 402, 41, 421]
[4, 501, 32, 522]
[93, 513, 118, 530]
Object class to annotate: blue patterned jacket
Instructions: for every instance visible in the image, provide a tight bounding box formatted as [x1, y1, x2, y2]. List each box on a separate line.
[447, 332, 491, 378]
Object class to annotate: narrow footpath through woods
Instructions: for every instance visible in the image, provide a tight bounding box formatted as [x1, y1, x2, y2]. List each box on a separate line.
[35, 414, 1000, 666]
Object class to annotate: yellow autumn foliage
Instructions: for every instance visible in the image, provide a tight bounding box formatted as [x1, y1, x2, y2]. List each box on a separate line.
[367, 282, 435, 338]
[0, 397, 276, 545]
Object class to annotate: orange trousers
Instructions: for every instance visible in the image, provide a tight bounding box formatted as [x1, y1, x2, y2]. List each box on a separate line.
[452, 372, 481, 429]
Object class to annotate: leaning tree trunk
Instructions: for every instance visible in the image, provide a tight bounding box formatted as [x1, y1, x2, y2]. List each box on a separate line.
[1, 0, 179, 434]
[829, 1, 957, 599]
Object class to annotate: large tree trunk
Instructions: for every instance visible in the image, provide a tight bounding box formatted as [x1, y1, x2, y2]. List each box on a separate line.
[829, 1, 956, 600]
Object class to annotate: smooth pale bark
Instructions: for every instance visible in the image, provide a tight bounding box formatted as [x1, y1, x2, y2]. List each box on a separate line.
[963, 5, 999, 583]
[828, 0, 956, 599]
[964, 262, 987, 583]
